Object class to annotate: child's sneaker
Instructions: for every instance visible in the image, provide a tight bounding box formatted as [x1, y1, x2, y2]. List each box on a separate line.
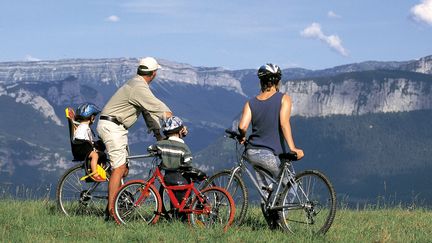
[91, 165, 107, 182]
[91, 174, 106, 182]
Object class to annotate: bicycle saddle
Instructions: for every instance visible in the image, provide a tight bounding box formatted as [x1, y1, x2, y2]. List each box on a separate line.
[181, 167, 207, 182]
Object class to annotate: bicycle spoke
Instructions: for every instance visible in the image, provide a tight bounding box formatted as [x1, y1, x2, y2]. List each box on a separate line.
[113, 181, 161, 225]
[57, 164, 108, 217]
[189, 187, 235, 231]
[203, 171, 247, 225]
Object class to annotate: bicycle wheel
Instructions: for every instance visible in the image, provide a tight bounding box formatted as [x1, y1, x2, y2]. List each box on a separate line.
[188, 187, 235, 231]
[277, 170, 336, 235]
[56, 164, 108, 216]
[113, 180, 162, 225]
[203, 170, 248, 225]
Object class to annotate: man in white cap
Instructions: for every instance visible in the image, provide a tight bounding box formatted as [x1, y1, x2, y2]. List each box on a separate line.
[97, 57, 173, 219]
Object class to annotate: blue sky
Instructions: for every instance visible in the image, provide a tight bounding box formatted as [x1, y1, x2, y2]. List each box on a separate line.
[0, 0, 431, 70]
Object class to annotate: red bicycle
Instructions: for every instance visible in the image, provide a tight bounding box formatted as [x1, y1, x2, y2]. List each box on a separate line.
[113, 151, 235, 231]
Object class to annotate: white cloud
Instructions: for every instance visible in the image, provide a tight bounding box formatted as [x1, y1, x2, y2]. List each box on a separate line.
[24, 55, 41, 62]
[105, 15, 120, 22]
[300, 22, 349, 57]
[328, 11, 341, 19]
[410, 0, 432, 25]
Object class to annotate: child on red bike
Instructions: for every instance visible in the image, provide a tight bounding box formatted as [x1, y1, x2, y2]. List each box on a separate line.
[148, 116, 194, 219]
[150, 116, 192, 170]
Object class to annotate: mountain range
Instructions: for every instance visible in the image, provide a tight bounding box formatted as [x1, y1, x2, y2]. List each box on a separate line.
[0, 55, 431, 204]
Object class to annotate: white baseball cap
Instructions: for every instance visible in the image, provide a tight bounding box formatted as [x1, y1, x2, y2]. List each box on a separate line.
[138, 57, 161, 71]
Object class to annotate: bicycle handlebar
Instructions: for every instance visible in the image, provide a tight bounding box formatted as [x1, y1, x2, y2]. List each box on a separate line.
[224, 129, 299, 162]
[224, 129, 242, 139]
[127, 150, 161, 160]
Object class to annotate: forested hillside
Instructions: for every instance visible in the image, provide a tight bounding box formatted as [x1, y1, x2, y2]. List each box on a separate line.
[195, 110, 432, 205]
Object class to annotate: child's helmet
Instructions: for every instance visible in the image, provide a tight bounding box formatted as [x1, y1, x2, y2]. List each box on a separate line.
[257, 63, 282, 84]
[75, 103, 101, 120]
[163, 116, 184, 135]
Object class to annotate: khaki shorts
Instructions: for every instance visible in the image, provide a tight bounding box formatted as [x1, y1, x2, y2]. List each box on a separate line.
[97, 119, 128, 169]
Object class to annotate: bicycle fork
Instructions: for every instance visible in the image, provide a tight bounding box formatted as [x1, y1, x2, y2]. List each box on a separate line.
[226, 166, 242, 191]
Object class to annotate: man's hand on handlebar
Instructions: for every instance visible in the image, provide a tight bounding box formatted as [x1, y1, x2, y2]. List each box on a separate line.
[180, 126, 188, 138]
[152, 129, 163, 141]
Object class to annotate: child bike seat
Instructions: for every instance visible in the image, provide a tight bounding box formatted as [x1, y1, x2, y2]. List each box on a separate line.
[65, 107, 92, 161]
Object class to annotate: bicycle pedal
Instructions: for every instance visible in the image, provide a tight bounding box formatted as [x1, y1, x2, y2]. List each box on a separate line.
[261, 185, 273, 193]
[195, 220, 206, 228]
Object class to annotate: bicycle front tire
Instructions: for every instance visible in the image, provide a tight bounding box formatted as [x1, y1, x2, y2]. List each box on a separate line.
[203, 170, 248, 225]
[277, 170, 336, 235]
[113, 180, 162, 225]
[188, 186, 236, 231]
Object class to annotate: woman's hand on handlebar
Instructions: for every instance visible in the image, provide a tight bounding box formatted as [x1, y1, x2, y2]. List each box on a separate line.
[291, 148, 304, 160]
[225, 129, 246, 144]
[238, 135, 246, 144]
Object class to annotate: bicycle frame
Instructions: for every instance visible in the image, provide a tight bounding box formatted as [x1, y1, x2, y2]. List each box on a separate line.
[225, 140, 304, 211]
[132, 162, 210, 214]
[76, 151, 146, 202]
[79, 180, 106, 201]
[226, 156, 281, 207]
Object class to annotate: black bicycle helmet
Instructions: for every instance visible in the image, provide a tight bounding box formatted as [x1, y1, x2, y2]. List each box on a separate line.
[257, 63, 282, 84]
[75, 103, 101, 121]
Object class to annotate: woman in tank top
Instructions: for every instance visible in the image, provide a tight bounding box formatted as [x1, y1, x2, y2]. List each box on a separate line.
[238, 63, 304, 196]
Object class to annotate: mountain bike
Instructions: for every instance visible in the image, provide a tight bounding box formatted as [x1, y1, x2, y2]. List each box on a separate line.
[113, 150, 236, 231]
[56, 107, 112, 217]
[204, 129, 336, 234]
[56, 148, 161, 217]
[56, 107, 156, 217]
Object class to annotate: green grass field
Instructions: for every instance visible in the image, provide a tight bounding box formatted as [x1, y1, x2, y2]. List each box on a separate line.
[0, 200, 431, 242]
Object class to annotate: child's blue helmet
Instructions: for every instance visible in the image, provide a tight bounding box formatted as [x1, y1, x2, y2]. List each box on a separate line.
[75, 103, 101, 120]
[163, 116, 184, 135]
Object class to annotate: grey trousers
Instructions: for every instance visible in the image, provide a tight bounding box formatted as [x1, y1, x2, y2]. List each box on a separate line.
[246, 148, 295, 197]
[245, 149, 281, 196]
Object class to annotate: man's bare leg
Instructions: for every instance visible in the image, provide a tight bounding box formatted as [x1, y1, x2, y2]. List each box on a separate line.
[108, 164, 128, 214]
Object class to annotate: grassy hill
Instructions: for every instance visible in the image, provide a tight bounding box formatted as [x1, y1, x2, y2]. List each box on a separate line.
[0, 200, 431, 242]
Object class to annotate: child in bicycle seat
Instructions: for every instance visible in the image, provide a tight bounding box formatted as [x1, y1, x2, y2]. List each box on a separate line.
[73, 103, 106, 182]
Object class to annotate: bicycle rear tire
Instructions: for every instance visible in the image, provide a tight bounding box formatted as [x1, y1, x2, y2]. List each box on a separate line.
[277, 170, 336, 235]
[56, 164, 108, 216]
[203, 170, 248, 225]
